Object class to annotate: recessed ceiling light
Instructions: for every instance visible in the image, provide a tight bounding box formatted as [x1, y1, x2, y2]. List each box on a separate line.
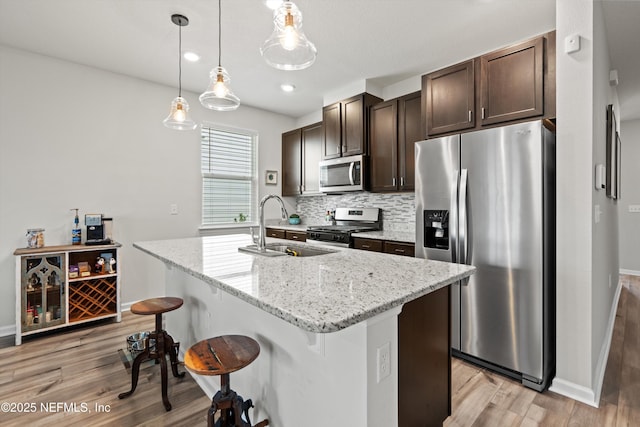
[280, 83, 296, 93]
[265, 0, 283, 10]
[183, 51, 200, 62]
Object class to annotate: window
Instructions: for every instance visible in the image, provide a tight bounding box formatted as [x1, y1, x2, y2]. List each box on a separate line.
[201, 124, 257, 226]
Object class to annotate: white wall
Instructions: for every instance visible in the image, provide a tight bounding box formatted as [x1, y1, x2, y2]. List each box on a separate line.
[0, 46, 295, 331]
[552, 0, 620, 406]
[619, 118, 640, 274]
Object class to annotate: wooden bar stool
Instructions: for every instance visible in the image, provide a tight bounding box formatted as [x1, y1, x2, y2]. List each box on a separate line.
[118, 296, 185, 411]
[184, 335, 269, 427]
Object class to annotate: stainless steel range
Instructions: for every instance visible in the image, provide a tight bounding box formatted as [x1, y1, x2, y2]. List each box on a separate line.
[306, 207, 381, 247]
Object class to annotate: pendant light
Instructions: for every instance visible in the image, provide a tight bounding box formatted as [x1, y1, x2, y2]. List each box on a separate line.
[260, 1, 317, 71]
[163, 14, 197, 130]
[199, 0, 240, 111]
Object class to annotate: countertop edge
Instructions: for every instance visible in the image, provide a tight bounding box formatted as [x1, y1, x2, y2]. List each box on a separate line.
[134, 241, 474, 333]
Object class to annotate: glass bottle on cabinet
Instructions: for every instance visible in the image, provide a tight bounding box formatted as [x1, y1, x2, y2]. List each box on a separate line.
[21, 254, 66, 332]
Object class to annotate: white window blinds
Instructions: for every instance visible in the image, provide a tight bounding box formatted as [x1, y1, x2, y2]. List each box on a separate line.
[201, 125, 257, 225]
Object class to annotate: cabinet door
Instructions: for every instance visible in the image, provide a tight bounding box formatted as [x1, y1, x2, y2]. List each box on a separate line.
[282, 129, 302, 196]
[480, 36, 544, 125]
[398, 91, 422, 192]
[353, 238, 383, 252]
[266, 228, 286, 239]
[286, 231, 307, 242]
[424, 60, 475, 136]
[301, 122, 323, 194]
[342, 95, 366, 157]
[370, 100, 398, 192]
[383, 241, 415, 257]
[322, 102, 342, 159]
[21, 254, 66, 332]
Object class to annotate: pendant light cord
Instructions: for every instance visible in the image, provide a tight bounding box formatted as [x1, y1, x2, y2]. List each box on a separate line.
[178, 20, 183, 97]
[218, 0, 222, 67]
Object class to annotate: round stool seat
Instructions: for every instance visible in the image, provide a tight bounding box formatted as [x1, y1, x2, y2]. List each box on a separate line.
[131, 297, 183, 316]
[184, 335, 260, 376]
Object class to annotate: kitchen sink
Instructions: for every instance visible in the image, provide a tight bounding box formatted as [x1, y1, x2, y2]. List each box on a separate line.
[238, 243, 336, 257]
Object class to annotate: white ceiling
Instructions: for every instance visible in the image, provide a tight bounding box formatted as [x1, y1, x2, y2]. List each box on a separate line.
[0, 0, 638, 121]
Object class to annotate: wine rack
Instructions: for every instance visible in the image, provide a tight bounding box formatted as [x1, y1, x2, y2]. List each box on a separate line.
[69, 276, 117, 322]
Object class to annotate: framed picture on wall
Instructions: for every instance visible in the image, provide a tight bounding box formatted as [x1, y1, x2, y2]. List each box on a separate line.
[265, 170, 278, 185]
[616, 130, 621, 199]
[605, 104, 618, 199]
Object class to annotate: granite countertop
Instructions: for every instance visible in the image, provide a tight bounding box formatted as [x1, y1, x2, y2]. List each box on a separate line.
[351, 230, 416, 244]
[134, 234, 474, 333]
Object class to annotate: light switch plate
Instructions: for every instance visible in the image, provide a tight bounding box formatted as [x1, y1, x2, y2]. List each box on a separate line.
[565, 33, 581, 54]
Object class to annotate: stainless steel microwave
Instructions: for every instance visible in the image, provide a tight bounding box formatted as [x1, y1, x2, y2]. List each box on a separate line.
[319, 154, 365, 193]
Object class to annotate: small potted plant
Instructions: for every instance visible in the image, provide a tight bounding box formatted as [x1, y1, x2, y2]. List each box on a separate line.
[288, 213, 301, 225]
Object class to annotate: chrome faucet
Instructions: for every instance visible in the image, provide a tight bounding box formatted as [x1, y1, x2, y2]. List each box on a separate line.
[257, 194, 289, 251]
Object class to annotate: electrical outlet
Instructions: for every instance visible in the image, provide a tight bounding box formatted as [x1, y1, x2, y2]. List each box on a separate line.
[377, 342, 391, 383]
[629, 205, 640, 213]
[170, 204, 178, 215]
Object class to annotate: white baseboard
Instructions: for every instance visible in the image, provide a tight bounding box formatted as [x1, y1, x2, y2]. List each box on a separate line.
[550, 278, 623, 408]
[620, 269, 640, 277]
[548, 378, 598, 407]
[0, 324, 16, 338]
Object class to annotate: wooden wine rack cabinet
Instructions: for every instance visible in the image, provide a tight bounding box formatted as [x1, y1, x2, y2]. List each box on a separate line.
[69, 276, 117, 322]
[15, 242, 121, 345]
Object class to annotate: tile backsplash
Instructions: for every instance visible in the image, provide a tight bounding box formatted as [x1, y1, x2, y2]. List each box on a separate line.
[296, 193, 415, 232]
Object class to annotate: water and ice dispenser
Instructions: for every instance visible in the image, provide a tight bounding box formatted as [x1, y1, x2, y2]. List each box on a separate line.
[423, 210, 449, 249]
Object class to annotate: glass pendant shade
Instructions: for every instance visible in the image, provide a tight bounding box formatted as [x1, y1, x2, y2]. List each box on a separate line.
[199, 66, 240, 111]
[261, 1, 317, 70]
[163, 96, 197, 130]
[163, 14, 196, 130]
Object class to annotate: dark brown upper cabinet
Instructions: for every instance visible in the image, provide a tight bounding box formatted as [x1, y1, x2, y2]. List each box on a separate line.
[422, 31, 554, 138]
[282, 128, 302, 196]
[282, 122, 323, 196]
[370, 100, 398, 192]
[480, 36, 544, 125]
[398, 91, 421, 191]
[370, 91, 421, 192]
[423, 60, 475, 137]
[322, 93, 382, 159]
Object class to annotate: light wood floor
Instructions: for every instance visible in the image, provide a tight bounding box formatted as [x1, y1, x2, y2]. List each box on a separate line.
[0, 275, 638, 426]
[444, 274, 640, 427]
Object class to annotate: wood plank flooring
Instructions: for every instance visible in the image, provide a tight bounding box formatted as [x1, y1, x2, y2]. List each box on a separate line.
[445, 274, 640, 427]
[0, 275, 638, 426]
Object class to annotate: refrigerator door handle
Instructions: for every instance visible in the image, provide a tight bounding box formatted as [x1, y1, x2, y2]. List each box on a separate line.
[459, 169, 469, 268]
[450, 170, 459, 264]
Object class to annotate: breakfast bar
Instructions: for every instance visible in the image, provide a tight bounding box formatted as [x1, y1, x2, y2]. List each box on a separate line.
[134, 234, 475, 426]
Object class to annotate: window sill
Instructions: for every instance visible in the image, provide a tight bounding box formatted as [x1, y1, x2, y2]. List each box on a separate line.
[199, 223, 258, 231]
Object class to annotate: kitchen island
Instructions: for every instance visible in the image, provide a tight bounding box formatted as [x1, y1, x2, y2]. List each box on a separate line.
[134, 234, 474, 426]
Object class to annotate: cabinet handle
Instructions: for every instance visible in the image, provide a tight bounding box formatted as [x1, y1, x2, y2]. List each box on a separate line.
[342, 145, 347, 153]
[336, 146, 340, 154]
[392, 177, 396, 187]
[482, 107, 486, 120]
[301, 184, 305, 192]
[394, 248, 406, 254]
[362, 244, 370, 249]
[400, 177, 405, 187]
[292, 235, 298, 239]
[468, 110, 472, 123]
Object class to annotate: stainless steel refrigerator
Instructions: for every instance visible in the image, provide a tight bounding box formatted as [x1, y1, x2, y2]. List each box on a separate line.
[414, 120, 555, 391]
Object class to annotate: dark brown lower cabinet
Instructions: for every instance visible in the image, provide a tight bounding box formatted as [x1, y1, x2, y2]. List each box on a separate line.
[353, 237, 383, 252]
[383, 241, 415, 257]
[399, 285, 451, 426]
